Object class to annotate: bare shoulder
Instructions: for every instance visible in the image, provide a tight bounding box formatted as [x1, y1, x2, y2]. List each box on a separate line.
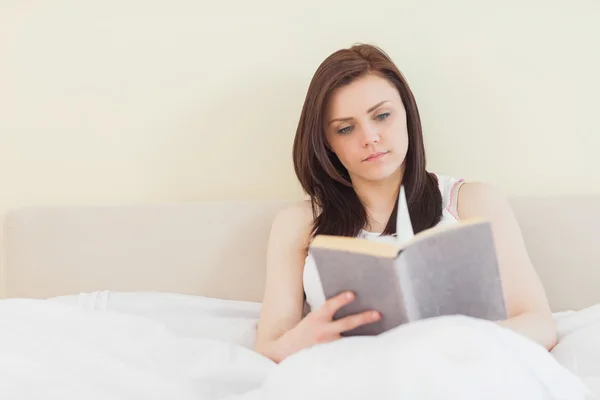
[270, 200, 315, 248]
[456, 181, 513, 220]
[273, 199, 314, 225]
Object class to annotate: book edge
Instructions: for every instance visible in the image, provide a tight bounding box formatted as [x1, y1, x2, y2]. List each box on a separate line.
[310, 218, 490, 258]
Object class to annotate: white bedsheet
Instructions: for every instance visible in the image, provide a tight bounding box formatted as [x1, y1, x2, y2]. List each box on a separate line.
[551, 305, 600, 396]
[49, 291, 262, 348]
[0, 294, 598, 400]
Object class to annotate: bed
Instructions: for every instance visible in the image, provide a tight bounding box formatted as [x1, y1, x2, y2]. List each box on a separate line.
[1, 196, 599, 399]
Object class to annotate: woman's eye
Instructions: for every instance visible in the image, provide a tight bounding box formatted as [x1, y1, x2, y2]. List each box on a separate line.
[337, 126, 353, 134]
[376, 112, 391, 121]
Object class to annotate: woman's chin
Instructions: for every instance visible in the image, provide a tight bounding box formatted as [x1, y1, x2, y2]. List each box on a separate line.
[356, 167, 402, 183]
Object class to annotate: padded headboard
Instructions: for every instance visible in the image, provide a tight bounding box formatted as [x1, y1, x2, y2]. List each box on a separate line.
[1, 196, 599, 312]
[1, 201, 294, 303]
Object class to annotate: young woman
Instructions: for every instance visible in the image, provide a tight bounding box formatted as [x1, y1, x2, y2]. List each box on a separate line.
[253, 43, 557, 363]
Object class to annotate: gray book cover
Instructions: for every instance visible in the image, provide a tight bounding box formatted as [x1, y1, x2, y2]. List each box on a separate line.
[309, 221, 507, 336]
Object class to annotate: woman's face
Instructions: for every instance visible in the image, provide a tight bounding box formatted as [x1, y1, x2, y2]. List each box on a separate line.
[324, 73, 408, 184]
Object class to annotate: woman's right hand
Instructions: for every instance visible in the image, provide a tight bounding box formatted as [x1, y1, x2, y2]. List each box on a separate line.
[270, 291, 381, 363]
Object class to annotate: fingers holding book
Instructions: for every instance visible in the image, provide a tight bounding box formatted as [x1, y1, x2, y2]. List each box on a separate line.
[319, 290, 357, 319]
[313, 291, 381, 342]
[272, 291, 381, 361]
[327, 309, 382, 338]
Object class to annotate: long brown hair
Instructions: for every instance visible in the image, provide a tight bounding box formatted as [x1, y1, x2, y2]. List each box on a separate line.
[293, 43, 442, 238]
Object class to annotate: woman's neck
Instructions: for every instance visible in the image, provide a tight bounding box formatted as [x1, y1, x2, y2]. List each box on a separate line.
[352, 167, 404, 232]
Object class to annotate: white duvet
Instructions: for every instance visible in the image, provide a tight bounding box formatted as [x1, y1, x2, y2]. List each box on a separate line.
[0, 292, 598, 400]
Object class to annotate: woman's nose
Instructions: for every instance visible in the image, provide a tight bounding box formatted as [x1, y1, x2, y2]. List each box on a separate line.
[361, 123, 380, 146]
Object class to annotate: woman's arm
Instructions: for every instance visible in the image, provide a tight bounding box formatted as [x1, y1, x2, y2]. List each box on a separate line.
[457, 182, 558, 350]
[253, 202, 382, 363]
[253, 202, 313, 362]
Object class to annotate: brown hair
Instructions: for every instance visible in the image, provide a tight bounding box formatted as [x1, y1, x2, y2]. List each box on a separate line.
[293, 43, 442, 238]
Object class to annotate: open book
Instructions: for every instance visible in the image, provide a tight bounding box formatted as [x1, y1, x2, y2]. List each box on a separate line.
[308, 186, 507, 336]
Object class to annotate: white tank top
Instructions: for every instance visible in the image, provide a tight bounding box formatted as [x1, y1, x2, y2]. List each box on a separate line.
[302, 174, 465, 312]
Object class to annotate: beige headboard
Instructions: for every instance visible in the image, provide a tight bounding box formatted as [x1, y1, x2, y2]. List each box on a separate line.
[1, 201, 294, 303]
[1, 196, 599, 312]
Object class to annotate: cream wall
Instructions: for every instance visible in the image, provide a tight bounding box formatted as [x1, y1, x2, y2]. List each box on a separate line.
[1, 0, 599, 221]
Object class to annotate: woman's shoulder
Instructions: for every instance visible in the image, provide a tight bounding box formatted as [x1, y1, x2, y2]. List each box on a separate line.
[431, 173, 509, 223]
[273, 199, 314, 225]
[455, 181, 512, 220]
[270, 200, 315, 248]
[429, 171, 512, 223]
[432, 173, 504, 199]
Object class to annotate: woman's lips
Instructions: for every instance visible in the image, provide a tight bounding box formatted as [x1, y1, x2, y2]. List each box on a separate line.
[363, 151, 389, 162]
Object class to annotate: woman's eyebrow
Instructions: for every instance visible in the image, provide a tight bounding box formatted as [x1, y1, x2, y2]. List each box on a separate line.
[327, 100, 390, 126]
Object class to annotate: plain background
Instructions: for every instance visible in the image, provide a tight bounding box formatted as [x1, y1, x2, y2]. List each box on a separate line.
[1, 0, 599, 222]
